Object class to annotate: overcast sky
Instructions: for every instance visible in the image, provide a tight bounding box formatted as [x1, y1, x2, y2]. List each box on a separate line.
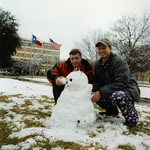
[1, 0, 150, 59]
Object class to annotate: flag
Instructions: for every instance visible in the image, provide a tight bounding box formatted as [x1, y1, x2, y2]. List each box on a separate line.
[32, 34, 42, 46]
[49, 38, 60, 49]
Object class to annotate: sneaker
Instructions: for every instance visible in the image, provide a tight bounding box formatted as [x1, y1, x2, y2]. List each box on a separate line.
[124, 121, 137, 127]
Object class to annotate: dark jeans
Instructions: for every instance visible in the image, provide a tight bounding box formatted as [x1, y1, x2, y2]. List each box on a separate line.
[52, 84, 65, 104]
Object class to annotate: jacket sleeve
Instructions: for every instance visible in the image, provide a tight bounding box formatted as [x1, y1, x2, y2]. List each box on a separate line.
[92, 63, 101, 92]
[47, 63, 61, 84]
[99, 58, 131, 97]
[85, 68, 94, 84]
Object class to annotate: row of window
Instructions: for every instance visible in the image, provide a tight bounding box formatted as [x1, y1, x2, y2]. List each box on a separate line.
[15, 51, 59, 57]
[21, 53, 59, 59]
[21, 41, 54, 49]
[19, 47, 59, 54]
[12, 56, 59, 61]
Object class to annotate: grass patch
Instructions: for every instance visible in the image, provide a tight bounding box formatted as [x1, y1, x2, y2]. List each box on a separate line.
[37, 99, 54, 104]
[32, 109, 51, 119]
[24, 99, 33, 106]
[93, 103, 106, 111]
[0, 121, 13, 146]
[44, 105, 52, 109]
[86, 130, 97, 138]
[51, 140, 84, 150]
[0, 95, 12, 103]
[10, 105, 22, 114]
[146, 115, 150, 119]
[142, 111, 150, 115]
[0, 109, 8, 118]
[50, 141, 105, 150]
[41, 95, 49, 99]
[97, 125, 105, 133]
[24, 119, 45, 128]
[128, 121, 150, 135]
[8, 114, 15, 119]
[7, 134, 40, 146]
[9, 94, 23, 98]
[118, 144, 136, 150]
[30, 95, 37, 98]
[10, 106, 51, 119]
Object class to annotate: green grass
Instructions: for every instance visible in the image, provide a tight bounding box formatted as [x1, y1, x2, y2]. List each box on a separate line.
[24, 119, 45, 128]
[128, 121, 150, 135]
[86, 130, 97, 138]
[0, 109, 8, 118]
[0, 121, 13, 146]
[118, 144, 136, 150]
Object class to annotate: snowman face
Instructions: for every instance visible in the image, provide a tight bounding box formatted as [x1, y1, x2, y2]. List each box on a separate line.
[65, 71, 88, 90]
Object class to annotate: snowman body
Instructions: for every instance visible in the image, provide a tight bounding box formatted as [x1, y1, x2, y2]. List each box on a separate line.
[50, 71, 96, 128]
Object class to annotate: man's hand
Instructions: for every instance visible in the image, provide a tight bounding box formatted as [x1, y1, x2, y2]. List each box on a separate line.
[56, 76, 66, 86]
[91, 91, 101, 102]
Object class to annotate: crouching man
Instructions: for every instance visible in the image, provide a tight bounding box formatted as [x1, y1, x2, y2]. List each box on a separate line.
[91, 39, 140, 127]
[47, 49, 93, 104]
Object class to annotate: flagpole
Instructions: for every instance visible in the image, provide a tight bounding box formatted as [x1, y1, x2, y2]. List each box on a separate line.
[48, 36, 53, 69]
[30, 34, 32, 75]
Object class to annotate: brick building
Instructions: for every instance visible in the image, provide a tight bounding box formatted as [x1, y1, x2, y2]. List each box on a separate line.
[12, 38, 60, 75]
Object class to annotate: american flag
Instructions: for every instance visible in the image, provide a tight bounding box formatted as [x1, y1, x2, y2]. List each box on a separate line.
[49, 38, 60, 49]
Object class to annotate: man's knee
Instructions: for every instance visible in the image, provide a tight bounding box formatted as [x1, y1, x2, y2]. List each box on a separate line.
[112, 91, 127, 105]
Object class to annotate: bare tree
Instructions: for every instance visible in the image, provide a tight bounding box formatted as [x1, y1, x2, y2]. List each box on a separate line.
[74, 28, 103, 65]
[108, 11, 150, 72]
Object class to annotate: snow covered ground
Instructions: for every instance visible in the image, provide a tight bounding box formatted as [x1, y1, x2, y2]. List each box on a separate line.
[0, 77, 150, 150]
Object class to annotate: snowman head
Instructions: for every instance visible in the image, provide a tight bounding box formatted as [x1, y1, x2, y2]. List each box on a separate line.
[66, 71, 88, 90]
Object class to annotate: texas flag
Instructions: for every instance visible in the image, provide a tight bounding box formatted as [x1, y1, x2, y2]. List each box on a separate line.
[50, 38, 60, 49]
[32, 35, 42, 46]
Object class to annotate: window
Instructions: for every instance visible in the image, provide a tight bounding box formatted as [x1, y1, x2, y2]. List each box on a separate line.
[32, 49, 36, 53]
[28, 43, 32, 47]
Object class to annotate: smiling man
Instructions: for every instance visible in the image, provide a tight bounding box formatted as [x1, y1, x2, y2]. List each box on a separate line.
[91, 39, 140, 127]
[47, 49, 93, 104]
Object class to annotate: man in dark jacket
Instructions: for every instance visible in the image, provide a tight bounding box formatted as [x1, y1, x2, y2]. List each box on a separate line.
[47, 49, 93, 104]
[91, 39, 140, 127]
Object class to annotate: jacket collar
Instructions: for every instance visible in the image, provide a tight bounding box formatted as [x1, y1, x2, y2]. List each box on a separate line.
[99, 52, 113, 68]
[65, 58, 93, 71]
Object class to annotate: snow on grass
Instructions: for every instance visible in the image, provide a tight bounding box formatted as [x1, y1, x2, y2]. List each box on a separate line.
[0, 77, 150, 150]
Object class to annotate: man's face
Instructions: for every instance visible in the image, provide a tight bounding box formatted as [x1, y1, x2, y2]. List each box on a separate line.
[97, 44, 112, 62]
[70, 53, 82, 68]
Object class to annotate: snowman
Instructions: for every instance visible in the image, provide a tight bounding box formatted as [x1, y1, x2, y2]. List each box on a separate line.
[50, 69, 96, 128]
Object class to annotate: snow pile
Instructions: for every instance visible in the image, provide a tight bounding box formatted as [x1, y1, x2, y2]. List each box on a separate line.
[50, 71, 96, 128]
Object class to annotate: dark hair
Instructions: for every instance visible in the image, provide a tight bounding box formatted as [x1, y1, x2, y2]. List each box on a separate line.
[69, 49, 82, 56]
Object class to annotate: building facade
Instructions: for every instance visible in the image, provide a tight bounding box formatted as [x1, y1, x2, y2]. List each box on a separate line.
[12, 38, 60, 75]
